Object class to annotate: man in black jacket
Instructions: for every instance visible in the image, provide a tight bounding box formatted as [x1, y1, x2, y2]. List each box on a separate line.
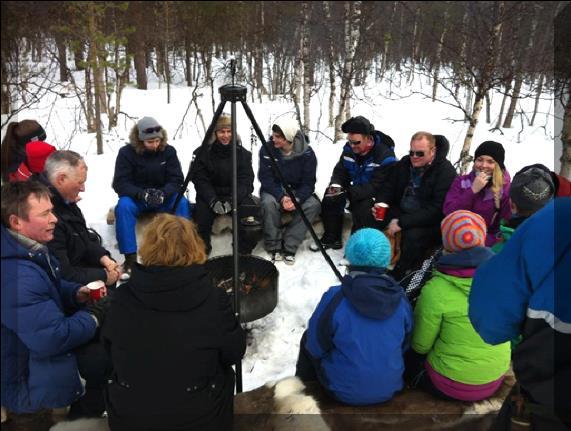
[43, 150, 121, 287]
[311, 116, 396, 251]
[190, 113, 261, 254]
[374, 132, 457, 280]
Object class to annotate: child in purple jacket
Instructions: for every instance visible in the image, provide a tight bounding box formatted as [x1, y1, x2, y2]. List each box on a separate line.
[443, 141, 511, 246]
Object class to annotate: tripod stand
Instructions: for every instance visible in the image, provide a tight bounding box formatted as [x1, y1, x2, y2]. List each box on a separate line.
[172, 81, 343, 393]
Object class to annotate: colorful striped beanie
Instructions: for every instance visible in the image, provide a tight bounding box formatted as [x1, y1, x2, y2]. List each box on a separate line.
[441, 210, 487, 252]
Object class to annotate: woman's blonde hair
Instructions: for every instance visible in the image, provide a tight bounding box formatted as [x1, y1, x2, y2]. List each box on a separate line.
[490, 162, 504, 208]
[139, 214, 207, 267]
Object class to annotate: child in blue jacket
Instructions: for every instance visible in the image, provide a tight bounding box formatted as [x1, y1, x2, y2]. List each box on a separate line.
[295, 228, 413, 405]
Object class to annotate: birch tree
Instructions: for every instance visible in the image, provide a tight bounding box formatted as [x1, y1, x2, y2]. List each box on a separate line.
[334, 1, 361, 141]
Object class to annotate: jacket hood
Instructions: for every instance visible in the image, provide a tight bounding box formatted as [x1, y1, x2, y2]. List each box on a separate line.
[373, 130, 396, 149]
[431, 270, 474, 297]
[341, 267, 405, 320]
[434, 135, 450, 161]
[1, 225, 27, 260]
[128, 125, 168, 154]
[437, 247, 494, 270]
[126, 264, 212, 312]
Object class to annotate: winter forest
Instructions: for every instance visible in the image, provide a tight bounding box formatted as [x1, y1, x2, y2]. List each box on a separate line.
[2, 1, 570, 174]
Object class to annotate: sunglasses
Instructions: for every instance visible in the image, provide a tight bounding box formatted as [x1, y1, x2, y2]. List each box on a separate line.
[143, 126, 162, 134]
[409, 150, 425, 157]
[348, 140, 362, 146]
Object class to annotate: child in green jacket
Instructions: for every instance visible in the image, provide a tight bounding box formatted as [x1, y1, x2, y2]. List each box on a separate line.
[406, 210, 511, 401]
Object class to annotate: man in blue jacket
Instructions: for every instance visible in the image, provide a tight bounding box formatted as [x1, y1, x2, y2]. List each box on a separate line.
[296, 228, 413, 405]
[311, 116, 396, 251]
[469, 199, 571, 430]
[1, 181, 109, 428]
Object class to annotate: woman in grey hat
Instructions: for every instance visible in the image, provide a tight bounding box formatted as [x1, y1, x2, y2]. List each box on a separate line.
[112, 117, 191, 278]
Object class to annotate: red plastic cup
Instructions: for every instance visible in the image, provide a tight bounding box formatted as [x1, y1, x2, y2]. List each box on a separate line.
[373, 202, 389, 221]
[87, 280, 106, 302]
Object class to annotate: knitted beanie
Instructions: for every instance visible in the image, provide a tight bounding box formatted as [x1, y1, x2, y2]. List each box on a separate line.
[273, 117, 299, 143]
[441, 210, 487, 252]
[341, 116, 375, 136]
[509, 166, 555, 213]
[345, 228, 391, 269]
[137, 117, 163, 141]
[215, 113, 232, 132]
[474, 141, 505, 170]
[25, 141, 56, 173]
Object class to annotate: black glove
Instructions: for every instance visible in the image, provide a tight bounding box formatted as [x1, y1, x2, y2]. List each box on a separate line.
[85, 296, 112, 328]
[211, 200, 232, 215]
[144, 188, 165, 208]
[325, 185, 346, 198]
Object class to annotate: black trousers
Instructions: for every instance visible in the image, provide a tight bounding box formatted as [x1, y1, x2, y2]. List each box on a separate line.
[392, 225, 441, 281]
[320, 194, 377, 242]
[68, 337, 112, 419]
[194, 195, 261, 254]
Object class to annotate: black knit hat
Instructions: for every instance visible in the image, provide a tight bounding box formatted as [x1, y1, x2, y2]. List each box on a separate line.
[474, 141, 505, 170]
[341, 116, 374, 136]
[509, 166, 555, 213]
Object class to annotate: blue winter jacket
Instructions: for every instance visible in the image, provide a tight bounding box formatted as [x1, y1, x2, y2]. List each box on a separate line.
[112, 144, 185, 200]
[258, 138, 317, 204]
[305, 268, 413, 405]
[469, 199, 571, 407]
[1, 225, 97, 413]
[330, 131, 396, 202]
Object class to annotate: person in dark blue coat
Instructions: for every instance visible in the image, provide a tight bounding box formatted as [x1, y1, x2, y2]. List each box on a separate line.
[1, 181, 110, 427]
[469, 199, 571, 430]
[259, 117, 320, 264]
[296, 228, 413, 405]
[311, 116, 396, 251]
[112, 117, 191, 276]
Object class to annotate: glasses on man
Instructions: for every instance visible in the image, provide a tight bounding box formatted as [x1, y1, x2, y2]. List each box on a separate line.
[143, 126, 162, 134]
[348, 140, 362, 146]
[409, 150, 425, 157]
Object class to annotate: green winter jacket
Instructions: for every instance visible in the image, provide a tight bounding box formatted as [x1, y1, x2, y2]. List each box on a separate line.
[411, 270, 510, 384]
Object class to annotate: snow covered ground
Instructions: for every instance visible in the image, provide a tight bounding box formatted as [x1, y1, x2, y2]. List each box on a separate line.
[3, 65, 558, 391]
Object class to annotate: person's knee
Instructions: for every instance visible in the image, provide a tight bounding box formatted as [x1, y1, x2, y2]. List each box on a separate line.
[115, 197, 139, 215]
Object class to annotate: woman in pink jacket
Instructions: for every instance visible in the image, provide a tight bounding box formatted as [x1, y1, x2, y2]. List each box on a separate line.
[444, 141, 511, 246]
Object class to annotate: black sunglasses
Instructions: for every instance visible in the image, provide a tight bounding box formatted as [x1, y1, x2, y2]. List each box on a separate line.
[348, 140, 362, 146]
[409, 150, 425, 157]
[143, 126, 162, 134]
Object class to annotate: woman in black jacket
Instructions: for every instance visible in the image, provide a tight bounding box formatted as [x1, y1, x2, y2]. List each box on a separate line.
[102, 214, 246, 431]
[190, 113, 261, 254]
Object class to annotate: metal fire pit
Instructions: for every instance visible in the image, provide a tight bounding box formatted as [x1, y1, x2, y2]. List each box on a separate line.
[206, 255, 279, 323]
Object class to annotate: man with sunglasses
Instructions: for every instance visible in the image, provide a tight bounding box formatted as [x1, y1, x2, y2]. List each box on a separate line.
[112, 117, 191, 278]
[374, 132, 456, 280]
[310, 116, 396, 251]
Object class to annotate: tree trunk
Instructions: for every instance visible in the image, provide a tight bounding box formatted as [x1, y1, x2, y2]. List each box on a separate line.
[85, 65, 95, 133]
[503, 75, 522, 128]
[530, 75, 544, 126]
[55, 33, 69, 82]
[301, 2, 311, 131]
[324, 1, 336, 127]
[459, 1, 504, 171]
[460, 91, 485, 173]
[164, 2, 171, 104]
[1, 53, 11, 114]
[72, 41, 85, 71]
[409, 6, 420, 82]
[485, 91, 491, 124]
[184, 36, 192, 87]
[88, 7, 103, 154]
[561, 94, 571, 178]
[130, 1, 147, 90]
[380, 2, 397, 80]
[432, 4, 449, 102]
[334, 1, 361, 141]
[494, 81, 511, 129]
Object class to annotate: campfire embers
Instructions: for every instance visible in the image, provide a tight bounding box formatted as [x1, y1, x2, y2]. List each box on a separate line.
[206, 255, 279, 323]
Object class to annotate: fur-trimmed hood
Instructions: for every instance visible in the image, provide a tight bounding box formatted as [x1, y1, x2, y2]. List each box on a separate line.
[128, 125, 169, 154]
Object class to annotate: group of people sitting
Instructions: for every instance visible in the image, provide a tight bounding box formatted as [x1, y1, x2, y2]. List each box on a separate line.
[1, 116, 569, 431]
